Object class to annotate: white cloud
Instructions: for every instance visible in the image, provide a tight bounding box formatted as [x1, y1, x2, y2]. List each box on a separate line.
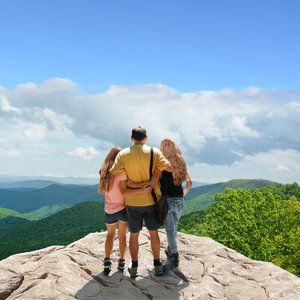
[286, 101, 300, 111]
[0, 96, 20, 113]
[67, 147, 99, 161]
[190, 149, 300, 184]
[0, 78, 300, 182]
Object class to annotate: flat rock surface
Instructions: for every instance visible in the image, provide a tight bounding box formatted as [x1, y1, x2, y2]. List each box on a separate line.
[0, 229, 299, 299]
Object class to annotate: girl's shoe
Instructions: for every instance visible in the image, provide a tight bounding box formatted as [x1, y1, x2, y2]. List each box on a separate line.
[118, 259, 125, 271]
[172, 252, 179, 267]
[104, 258, 112, 274]
[165, 246, 173, 258]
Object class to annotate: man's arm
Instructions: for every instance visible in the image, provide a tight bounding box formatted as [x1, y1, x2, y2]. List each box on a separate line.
[119, 180, 152, 196]
[126, 168, 161, 189]
[126, 181, 150, 189]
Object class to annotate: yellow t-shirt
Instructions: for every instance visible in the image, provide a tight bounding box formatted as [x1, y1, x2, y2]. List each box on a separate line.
[109, 144, 170, 206]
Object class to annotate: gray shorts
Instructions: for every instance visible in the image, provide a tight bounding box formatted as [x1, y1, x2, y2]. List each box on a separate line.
[126, 205, 159, 233]
[104, 208, 127, 224]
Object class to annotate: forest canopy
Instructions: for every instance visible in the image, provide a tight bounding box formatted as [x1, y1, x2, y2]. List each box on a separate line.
[179, 183, 300, 276]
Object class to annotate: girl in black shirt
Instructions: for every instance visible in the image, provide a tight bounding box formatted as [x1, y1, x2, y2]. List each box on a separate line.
[159, 139, 192, 267]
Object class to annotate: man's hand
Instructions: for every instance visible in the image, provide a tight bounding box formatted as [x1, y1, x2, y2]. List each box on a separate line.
[141, 184, 152, 193]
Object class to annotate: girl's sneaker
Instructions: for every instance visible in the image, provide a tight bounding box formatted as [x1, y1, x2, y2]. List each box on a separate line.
[165, 246, 173, 258]
[104, 258, 112, 274]
[172, 252, 179, 267]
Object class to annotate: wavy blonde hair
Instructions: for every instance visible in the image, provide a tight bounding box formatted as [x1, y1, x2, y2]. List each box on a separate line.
[98, 146, 121, 194]
[160, 139, 187, 186]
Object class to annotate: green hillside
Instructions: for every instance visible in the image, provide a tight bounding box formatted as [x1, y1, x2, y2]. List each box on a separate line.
[0, 207, 31, 220]
[0, 207, 32, 230]
[0, 216, 31, 230]
[24, 204, 71, 220]
[0, 184, 103, 213]
[184, 179, 277, 214]
[0, 201, 106, 260]
[179, 183, 300, 276]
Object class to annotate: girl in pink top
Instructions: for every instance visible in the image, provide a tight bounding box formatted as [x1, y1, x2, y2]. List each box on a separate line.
[98, 146, 152, 274]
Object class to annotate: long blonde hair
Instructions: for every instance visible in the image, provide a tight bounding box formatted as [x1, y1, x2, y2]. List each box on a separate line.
[160, 139, 187, 186]
[98, 146, 121, 194]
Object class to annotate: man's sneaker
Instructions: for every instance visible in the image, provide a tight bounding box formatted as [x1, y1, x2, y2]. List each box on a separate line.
[118, 259, 125, 271]
[128, 266, 138, 278]
[172, 252, 179, 267]
[103, 258, 112, 274]
[154, 263, 166, 276]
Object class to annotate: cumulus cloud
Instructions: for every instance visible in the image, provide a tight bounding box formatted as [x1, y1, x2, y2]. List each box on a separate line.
[0, 78, 300, 182]
[190, 149, 300, 184]
[67, 147, 99, 161]
[0, 96, 21, 114]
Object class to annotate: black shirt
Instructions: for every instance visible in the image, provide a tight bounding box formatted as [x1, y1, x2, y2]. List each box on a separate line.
[159, 171, 183, 197]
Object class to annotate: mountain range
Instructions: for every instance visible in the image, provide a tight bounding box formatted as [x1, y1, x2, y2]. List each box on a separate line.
[0, 183, 103, 213]
[0, 178, 280, 261]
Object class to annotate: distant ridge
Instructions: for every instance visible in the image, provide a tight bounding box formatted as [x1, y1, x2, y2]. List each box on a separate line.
[0, 176, 98, 186]
[0, 184, 102, 213]
[0, 180, 61, 189]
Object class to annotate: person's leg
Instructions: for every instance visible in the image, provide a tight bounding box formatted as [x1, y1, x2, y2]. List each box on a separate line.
[129, 231, 139, 261]
[103, 223, 116, 273]
[126, 206, 143, 261]
[148, 229, 161, 260]
[126, 206, 144, 277]
[105, 223, 117, 258]
[117, 221, 128, 260]
[143, 205, 162, 260]
[173, 197, 184, 240]
[127, 231, 140, 277]
[143, 205, 166, 275]
[143, 205, 161, 259]
[164, 199, 177, 254]
[165, 197, 184, 267]
[149, 229, 166, 275]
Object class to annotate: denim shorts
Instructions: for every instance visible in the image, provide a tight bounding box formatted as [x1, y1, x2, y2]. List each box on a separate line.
[126, 205, 159, 233]
[104, 208, 127, 224]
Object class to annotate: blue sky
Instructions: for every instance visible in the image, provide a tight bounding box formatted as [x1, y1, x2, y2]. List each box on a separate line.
[1, 0, 300, 92]
[1, 0, 300, 183]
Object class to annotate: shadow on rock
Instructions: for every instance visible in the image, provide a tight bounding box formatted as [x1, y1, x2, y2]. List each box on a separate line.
[75, 260, 189, 300]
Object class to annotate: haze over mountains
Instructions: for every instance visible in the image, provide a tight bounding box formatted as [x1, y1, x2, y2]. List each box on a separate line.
[0, 176, 99, 188]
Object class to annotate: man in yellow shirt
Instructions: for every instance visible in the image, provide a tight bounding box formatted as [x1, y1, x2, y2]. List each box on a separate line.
[110, 126, 170, 277]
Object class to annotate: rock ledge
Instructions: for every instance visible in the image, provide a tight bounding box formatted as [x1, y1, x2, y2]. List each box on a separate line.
[0, 229, 299, 299]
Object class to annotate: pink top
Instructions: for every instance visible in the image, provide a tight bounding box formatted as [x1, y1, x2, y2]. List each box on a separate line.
[104, 172, 127, 214]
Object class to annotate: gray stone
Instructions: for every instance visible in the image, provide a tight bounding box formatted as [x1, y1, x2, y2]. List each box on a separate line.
[0, 229, 299, 299]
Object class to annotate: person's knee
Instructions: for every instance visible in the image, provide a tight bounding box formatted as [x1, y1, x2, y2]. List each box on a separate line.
[118, 234, 127, 242]
[165, 226, 176, 234]
[148, 230, 160, 241]
[130, 232, 139, 241]
[106, 228, 116, 238]
[148, 229, 158, 235]
[106, 233, 115, 240]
